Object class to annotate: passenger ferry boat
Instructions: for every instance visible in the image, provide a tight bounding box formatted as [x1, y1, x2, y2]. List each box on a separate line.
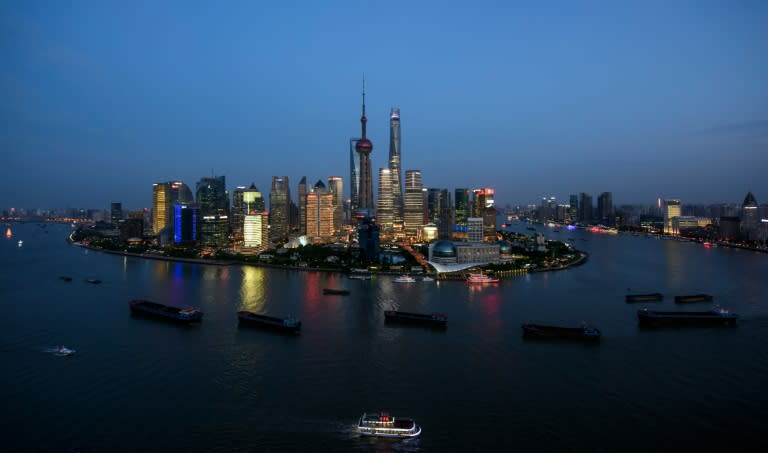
[357, 412, 421, 438]
[394, 275, 417, 283]
[466, 272, 499, 284]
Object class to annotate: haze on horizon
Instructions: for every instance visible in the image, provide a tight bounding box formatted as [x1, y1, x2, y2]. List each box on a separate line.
[2, 1, 766, 211]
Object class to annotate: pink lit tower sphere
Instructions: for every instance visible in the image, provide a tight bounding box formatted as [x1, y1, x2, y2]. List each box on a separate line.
[355, 79, 374, 210]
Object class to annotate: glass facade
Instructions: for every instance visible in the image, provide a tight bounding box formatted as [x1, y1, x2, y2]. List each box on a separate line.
[377, 168, 394, 230]
[404, 170, 424, 237]
[269, 176, 291, 241]
[388, 108, 403, 218]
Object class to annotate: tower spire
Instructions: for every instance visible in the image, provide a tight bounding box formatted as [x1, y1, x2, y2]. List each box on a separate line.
[360, 75, 368, 140]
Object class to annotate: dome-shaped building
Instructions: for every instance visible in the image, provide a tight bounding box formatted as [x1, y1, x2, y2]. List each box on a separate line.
[498, 240, 512, 255]
[429, 240, 458, 264]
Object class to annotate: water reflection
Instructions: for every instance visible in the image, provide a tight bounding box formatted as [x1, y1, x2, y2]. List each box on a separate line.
[239, 265, 266, 311]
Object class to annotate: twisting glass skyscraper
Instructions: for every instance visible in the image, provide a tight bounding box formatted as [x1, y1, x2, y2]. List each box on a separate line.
[388, 108, 402, 218]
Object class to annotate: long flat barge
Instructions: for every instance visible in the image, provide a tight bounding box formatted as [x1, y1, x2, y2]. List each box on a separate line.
[674, 294, 714, 303]
[384, 310, 447, 327]
[626, 293, 663, 302]
[521, 323, 601, 341]
[637, 308, 737, 326]
[237, 311, 301, 333]
[129, 299, 203, 323]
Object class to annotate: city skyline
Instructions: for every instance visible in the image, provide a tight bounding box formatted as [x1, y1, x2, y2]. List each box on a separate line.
[2, 2, 767, 209]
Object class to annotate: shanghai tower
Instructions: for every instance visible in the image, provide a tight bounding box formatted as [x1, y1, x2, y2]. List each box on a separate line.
[388, 108, 403, 218]
[355, 80, 374, 210]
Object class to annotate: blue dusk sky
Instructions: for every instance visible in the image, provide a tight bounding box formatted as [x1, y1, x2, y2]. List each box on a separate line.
[2, 0, 767, 210]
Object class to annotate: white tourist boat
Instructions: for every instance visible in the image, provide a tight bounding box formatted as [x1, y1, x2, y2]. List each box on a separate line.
[394, 275, 417, 283]
[357, 412, 421, 438]
[466, 272, 499, 284]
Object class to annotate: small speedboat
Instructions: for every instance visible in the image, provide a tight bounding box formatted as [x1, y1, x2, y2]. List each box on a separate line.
[54, 346, 75, 356]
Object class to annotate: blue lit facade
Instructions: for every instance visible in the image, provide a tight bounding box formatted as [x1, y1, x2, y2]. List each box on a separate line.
[174, 204, 199, 245]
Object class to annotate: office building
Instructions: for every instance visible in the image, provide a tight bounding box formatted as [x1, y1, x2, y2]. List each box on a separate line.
[376, 168, 394, 230]
[174, 204, 199, 245]
[269, 176, 291, 241]
[232, 184, 265, 247]
[597, 192, 613, 226]
[327, 176, 343, 233]
[243, 212, 269, 253]
[297, 177, 308, 235]
[196, 176, 229, 247]
[580, 193, 593, 224]
[403, 170, 424, 237]
[349, 138, 360, 212]
[306, 180, 335, 243]
[388, 108, 403, 218]
[110, 202, 122, 225]
[663, 198, 681, 234]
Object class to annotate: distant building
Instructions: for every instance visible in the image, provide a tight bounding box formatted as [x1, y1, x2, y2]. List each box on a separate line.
[404, 170, 424, 237]
[110, 202, 122, 225]
[719, 216, 741, 241]
[663, 198, 681, 234]
[196, 176, 229, 247]
[741, 192, 759, 241]
[306, 180, 334, 244]
[243, 212, 269, 253]
[357, 214, 380, 263]
[597, 192, 613, 226]
[454, 188, 470, 230]
[232, 184, 264, 247]
[376, 168, 394, 230]
[269, 176, 291, 241]
[388, 108, 403, 219]
[297, 176, 308, 235]
[467, 217, 483, 243]
[200, 214, 228, 248]
[428, 239, 500, 265]
[349, 138, 361, 212]
[174, 204, 199, 245]
[152, 181, 192, 235]
[355, 81, 374, 210]
[671, 216, 709, 235]
[579, 193, 593, 224]
[327, 176, 343, 233]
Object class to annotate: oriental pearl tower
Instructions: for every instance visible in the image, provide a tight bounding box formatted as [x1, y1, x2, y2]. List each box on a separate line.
[355, 79, 374, 211]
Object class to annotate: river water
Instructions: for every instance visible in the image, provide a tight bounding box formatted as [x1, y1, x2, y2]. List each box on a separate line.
[1, 222, 766, 452]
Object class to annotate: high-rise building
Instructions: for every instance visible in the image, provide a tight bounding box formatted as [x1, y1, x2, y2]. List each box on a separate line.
[597, 192, 614, 226]
[297, 176, 308, 235]
[269, 176, 291, 241]
[232, 184, 264, 247]
[349, 138, 360, 212]
[569, 194, 579, 223]
[306, 180, 334, 243]
[376, 168, 394, 230]
[404, 170, 424, 237]
[663, 198, 681, 234]
[243, 212, 269, 252]
[454, 188, 470, 231]
[196, 176, 228, 216]
[174, 204, 199, 245]
[741, 192, 759, 241]
[355, 80, 374, 210]
[110, 202, 122, 225]
[200, 214, 229, 248]
[388, 108, 403, 219]
[152, 181, 192, 235]
[327, 176, 344, 233]
[438, 189, 454, 240]
[579, 193, 593, 224]
[467, 217, 484, 243]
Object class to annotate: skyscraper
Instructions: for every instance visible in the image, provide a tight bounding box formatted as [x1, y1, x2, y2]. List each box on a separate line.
[306, 180, 334, 243]
[404, 170, 424, 237]
[388, 108, 403, 218]
[663, 198, 681, 234]
[597, 192, 613, 226]
[355, 80, 374, 210]
[454, 188, 470, 231]
[579, 193, 593, 225]
[152, 181, 192, 235]
[269, 176, 291, 241]
[327, 176, 344, 233]
[196, 176, 228, 216]
[232, 183, 264, 247]
[376, 168, 394, 230]
[298, 176, 307, 235]
[741, 192, 759, 241]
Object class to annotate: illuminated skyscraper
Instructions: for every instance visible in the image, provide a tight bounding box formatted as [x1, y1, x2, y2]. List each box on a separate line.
[663, 198, 681, 234]
[454, 188, 470, 232]
[404, 170, 424, 237]
[243, 211, 269, 253]
[306, 180, 334, 243]
[388, 108, 403, 218]
[232, 183, 264, 247]
[174, 204, 198, 245]
[376, 168, 394, 230]
[152, 181, 192, 235]
[327, 176, 344, 233]
[298, 176, 307, 235]
[269, 176, 291, 241]
[196, 176, 228, 216]
[355, 80, 374, 210]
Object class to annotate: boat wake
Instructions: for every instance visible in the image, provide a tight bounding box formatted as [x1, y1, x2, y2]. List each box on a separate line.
[43, 346, 76, 356]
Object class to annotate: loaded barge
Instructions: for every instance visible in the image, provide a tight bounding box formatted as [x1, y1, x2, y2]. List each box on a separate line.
[129, 299, 203, 323]
[237, 311, 302, 333]
[384, 310, 447, 327]
[674, 294, 714, 303]
[637, 307, 737, 326]
[626, 293, 663, 302]
[521, 323, 601, 341]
